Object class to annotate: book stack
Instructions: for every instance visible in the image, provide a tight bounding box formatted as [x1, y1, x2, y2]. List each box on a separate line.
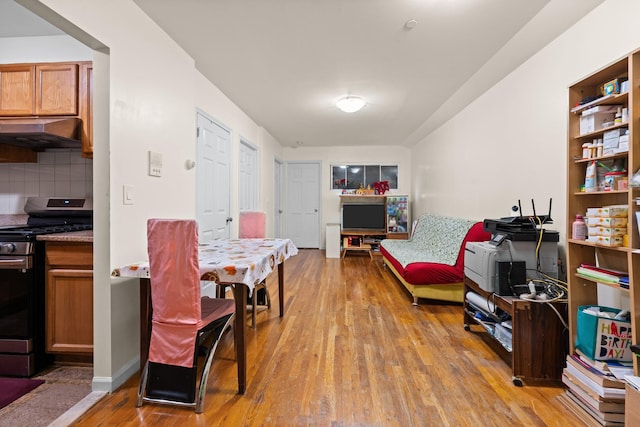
[562, 351, 630, 426]
[585, 206, 628, 247]
[575, 263, 629, 289]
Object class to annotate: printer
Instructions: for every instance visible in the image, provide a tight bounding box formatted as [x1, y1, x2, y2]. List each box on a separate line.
[464, 205, 559, 295]
[464, 238, 558, 295]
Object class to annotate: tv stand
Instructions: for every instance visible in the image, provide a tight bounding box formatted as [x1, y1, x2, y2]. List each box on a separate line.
[340, 229, 385, 258]
[339, 194, 410, 240]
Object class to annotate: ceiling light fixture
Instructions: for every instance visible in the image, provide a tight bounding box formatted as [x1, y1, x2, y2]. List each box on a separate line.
[336, 96, 366, 113]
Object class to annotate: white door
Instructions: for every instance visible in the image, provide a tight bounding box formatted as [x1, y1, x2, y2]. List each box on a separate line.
[238, 139, 258, 211]
[285, 161, 321, 248]
[196, 112, 232, 241]
[274, 158, 283, 238]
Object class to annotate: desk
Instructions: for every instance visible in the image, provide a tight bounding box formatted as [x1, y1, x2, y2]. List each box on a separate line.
[112, 238, 298, 394]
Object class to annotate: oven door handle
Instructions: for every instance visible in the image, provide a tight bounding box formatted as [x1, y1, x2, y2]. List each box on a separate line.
[0, 257, 32, 269]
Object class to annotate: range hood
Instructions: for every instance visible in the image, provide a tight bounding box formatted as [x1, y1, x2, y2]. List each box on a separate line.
[0, 117, 82, 150]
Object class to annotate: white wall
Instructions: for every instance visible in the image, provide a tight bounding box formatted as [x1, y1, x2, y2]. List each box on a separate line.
[193, 71, 284, 237]
[0, 34, 90, 62]
[411, 0, 640, 247]
[283, 145, 411, 247]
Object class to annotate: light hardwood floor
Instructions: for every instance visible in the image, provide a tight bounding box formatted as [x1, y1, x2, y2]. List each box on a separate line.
[73, 249, 583, 426]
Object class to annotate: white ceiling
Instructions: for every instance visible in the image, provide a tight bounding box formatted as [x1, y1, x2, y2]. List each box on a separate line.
[1, 0, 604, 148]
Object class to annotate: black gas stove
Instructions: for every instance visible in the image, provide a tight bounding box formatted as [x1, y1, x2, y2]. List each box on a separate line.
[0, 197, 92, 377]
[0, 223, 93, 241]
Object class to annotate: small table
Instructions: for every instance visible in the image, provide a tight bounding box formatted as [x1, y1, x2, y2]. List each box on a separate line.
[341, 237, 373, 258]
[112, 238, 298, 394]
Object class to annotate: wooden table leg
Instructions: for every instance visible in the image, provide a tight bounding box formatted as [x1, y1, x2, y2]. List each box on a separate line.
[231, 283, 247, 394]
[278, 262, 284, 317]
[139, 278, 151, 371]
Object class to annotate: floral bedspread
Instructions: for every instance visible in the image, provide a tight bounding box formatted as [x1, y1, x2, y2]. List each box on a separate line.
[380, 214, 476, 267]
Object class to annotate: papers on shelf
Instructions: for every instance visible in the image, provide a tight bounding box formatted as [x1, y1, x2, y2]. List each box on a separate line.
[626, 375, 640, 391]
[576, 264, 628, 287]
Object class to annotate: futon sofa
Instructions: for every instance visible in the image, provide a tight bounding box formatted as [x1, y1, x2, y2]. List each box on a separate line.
[380, 214, 490, 305]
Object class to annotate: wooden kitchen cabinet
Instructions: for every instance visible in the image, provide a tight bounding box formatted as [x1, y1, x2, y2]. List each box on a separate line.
[0, 64, 35, 116]
[0, 62, 79, 117]
[78, 62, 93, 158]
[45, 242, 93, 355]
[0, 60, 93, 160]
[35, 63, 78, 115]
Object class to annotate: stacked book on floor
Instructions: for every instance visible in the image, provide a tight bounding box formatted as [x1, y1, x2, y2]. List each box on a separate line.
[562, 350, 631, 426]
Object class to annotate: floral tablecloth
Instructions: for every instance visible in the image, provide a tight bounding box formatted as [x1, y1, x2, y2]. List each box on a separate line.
[112, 238, 298, 294]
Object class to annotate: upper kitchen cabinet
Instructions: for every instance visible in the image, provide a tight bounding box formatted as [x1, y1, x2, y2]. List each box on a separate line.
[0, 61, 93, 159]
[0, 63, 79, 116]
[0, 64, 35, 116]
[78, 62, 93, 158]
[35, 63, 78, 116]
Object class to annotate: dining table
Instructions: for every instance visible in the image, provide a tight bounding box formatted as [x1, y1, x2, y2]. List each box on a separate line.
[112, 237, 298, 394]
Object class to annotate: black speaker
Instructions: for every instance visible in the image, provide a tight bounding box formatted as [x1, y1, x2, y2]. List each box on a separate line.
[496, 261, 526, 296]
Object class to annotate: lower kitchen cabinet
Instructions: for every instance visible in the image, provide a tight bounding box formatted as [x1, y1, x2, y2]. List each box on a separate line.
[45, 242, 93, 355]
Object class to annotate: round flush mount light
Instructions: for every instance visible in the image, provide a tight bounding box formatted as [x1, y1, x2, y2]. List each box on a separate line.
[336, 96, 366, 113]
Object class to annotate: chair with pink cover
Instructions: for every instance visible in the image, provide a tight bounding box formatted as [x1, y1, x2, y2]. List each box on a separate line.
[218, 211, 271, 328]
[136, 218, 236, 413]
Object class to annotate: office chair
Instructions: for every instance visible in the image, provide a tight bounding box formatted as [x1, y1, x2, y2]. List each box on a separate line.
[137, 218, 236, 413]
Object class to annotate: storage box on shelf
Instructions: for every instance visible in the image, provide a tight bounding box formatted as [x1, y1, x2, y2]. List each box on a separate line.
[567, 49, 640, 422]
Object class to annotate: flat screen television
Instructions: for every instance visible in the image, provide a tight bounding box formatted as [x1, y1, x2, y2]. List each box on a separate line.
[342, 203, 385, 230]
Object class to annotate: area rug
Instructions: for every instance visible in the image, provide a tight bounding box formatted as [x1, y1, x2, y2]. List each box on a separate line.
[0, 378, 45, 410]
[0, 365, 94, 427]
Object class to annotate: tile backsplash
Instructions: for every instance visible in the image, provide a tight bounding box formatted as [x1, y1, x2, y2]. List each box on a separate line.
[0, 149, 92, 214]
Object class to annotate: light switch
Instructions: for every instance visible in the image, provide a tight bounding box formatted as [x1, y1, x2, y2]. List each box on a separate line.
[148, 151, 163, 177]
[123, 185, 134, 205]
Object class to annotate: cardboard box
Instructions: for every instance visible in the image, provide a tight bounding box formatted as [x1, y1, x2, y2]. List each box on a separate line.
[617, 136, 629, 153]
[601, 205, 628, 217]
[586, 216, 627, 227]
[602, 128, 627, 155]
[591, 226, 627, 237]
[586, 235, 623, 246]
[580, 112, 615, 134]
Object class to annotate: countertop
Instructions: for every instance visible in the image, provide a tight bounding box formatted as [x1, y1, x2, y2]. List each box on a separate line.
[0, 214, 93, 243]
[37, 230, 93, 243]
[0, 214, 28, 226]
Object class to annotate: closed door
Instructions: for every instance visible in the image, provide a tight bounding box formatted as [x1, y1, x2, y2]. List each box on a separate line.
[196, 112, 231, 241]
[238, 139, 258, 211]
[285, 161, 321, 248]
[274, 158, 283, 238]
